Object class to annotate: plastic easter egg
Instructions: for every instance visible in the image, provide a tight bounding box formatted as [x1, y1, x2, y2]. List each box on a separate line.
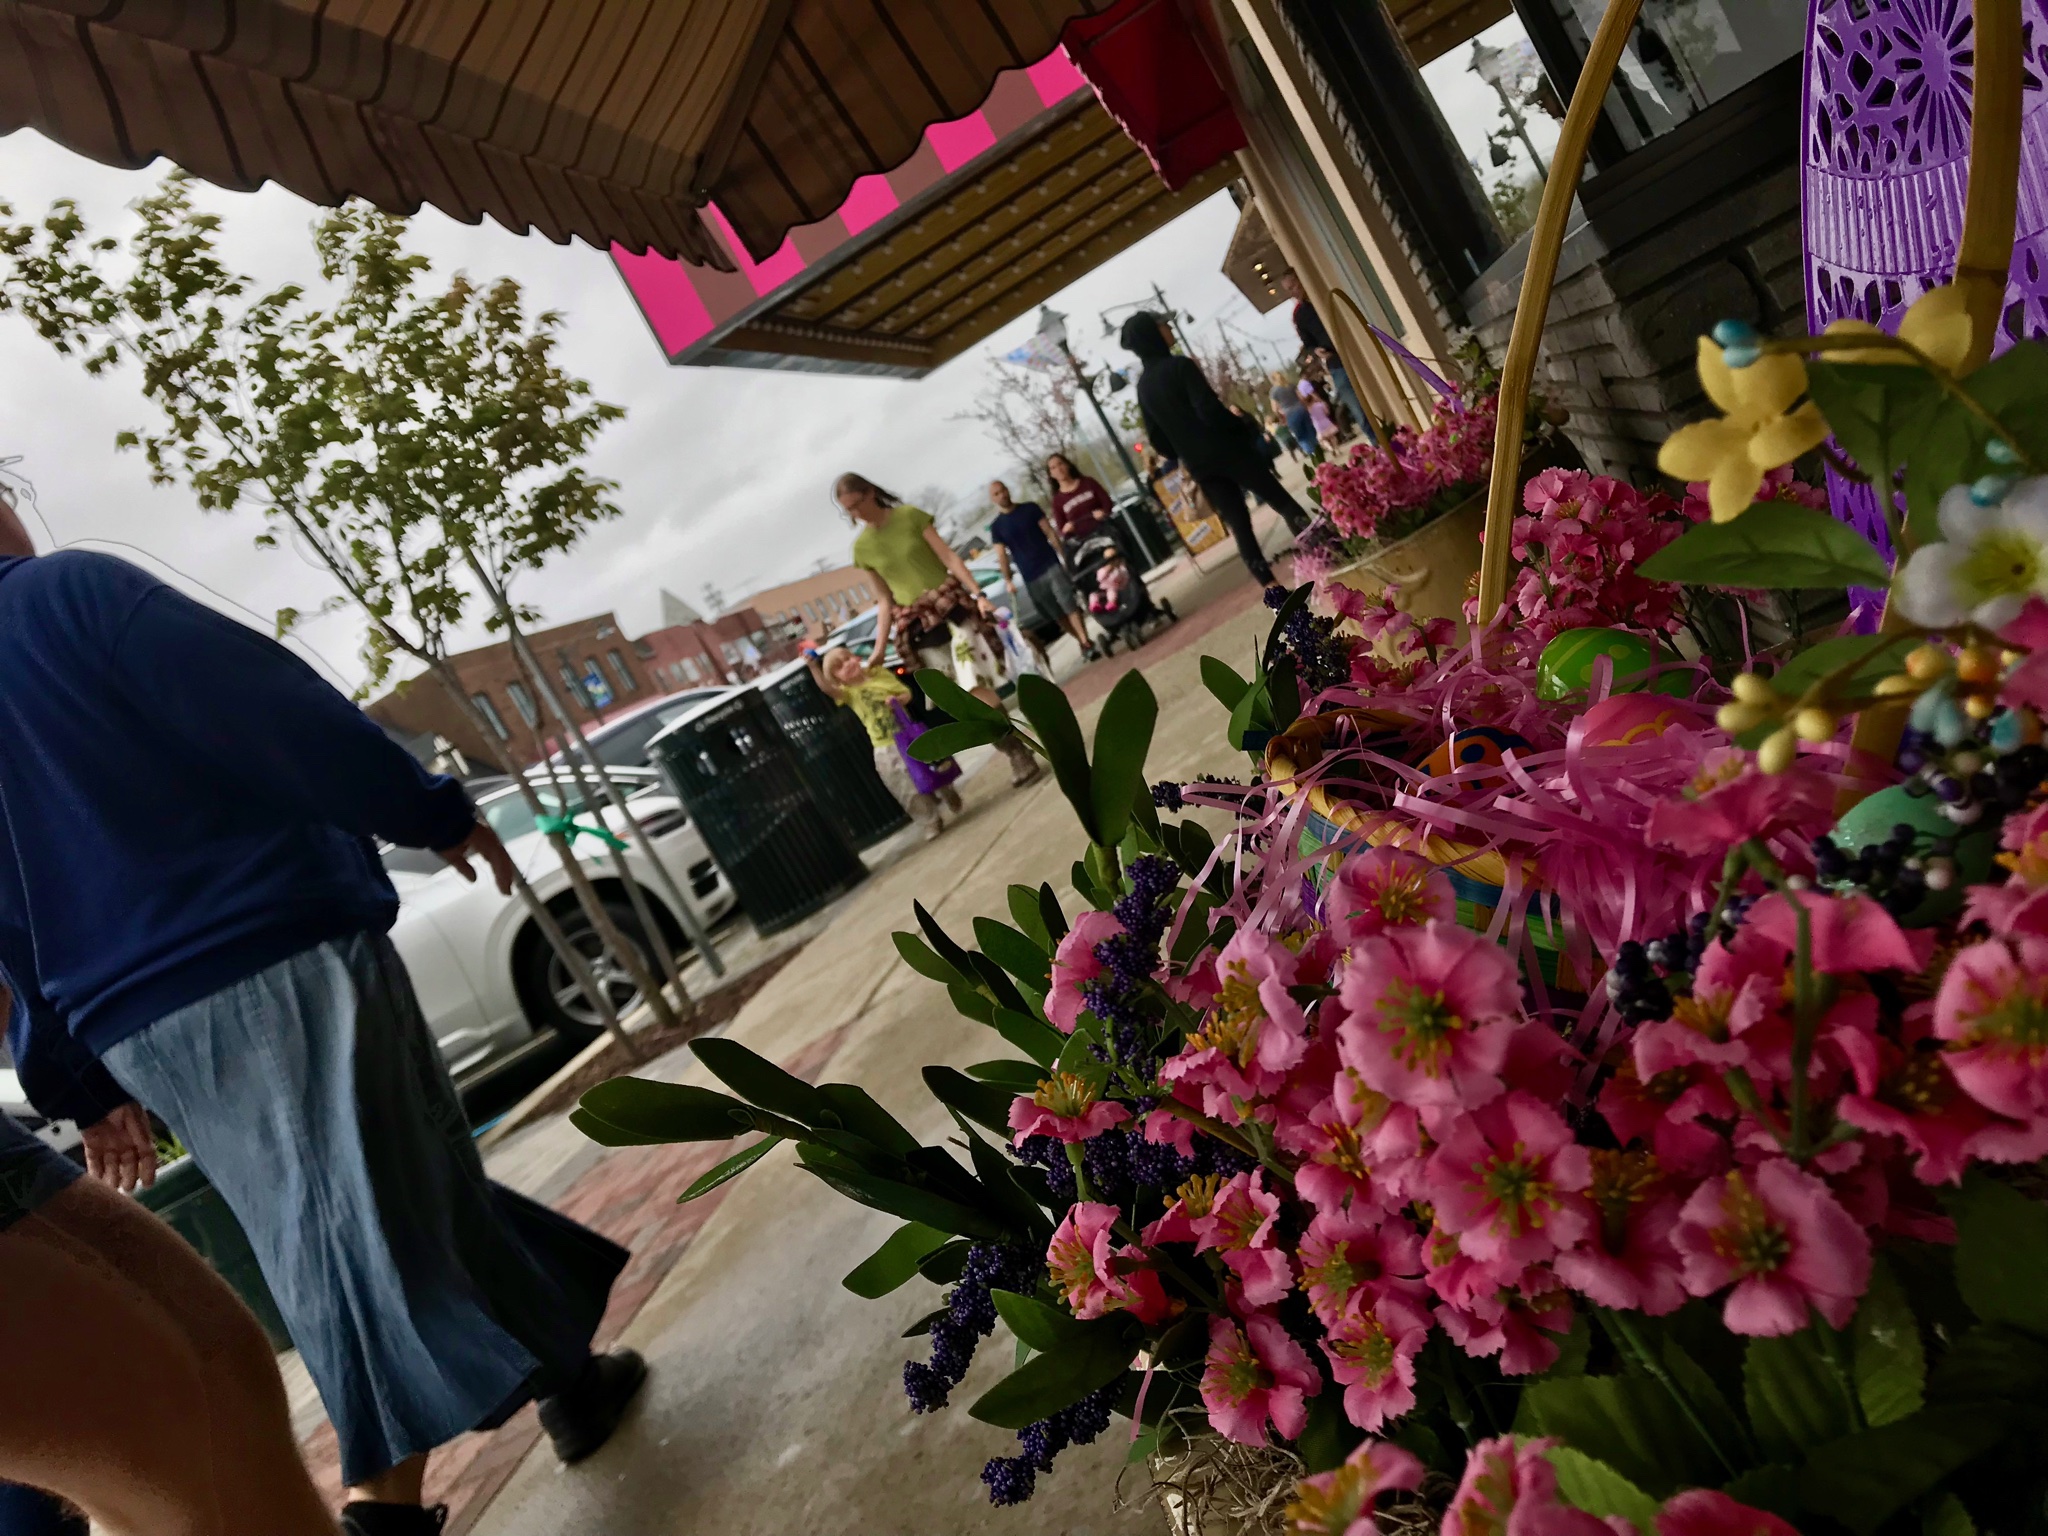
[1828, 782, 1998, 926]
[1422, 725, 1531, 779]
[1536, 627, 1690, 701]
[1574, 692, 1704, 748]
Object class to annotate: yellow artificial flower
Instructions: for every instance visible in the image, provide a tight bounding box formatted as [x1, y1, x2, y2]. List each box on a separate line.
[1657, 338, 1829, 522]
[1817, 284, 1976, 373]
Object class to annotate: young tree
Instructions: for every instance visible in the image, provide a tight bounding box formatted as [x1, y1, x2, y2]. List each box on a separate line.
[958, 357, 1081, 491]
[0, 174, 694, 1051]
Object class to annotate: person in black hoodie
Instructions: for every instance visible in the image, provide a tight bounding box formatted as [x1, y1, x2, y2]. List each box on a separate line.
[1119, 311, 1310, 587]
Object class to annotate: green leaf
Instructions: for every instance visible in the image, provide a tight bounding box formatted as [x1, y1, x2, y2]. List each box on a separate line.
[1804, 360, 1941, 488]
[1297, 1386, 1362, 1473]
[914, 666, 1011, 726]
[1797, 1407, 2007, 1536]
[1766, 631, 1920, 706]
[1949, 1172, 2048, 1337]
[1746, 1330, 1857, 1463]
[1546, 1446, 1664, 1533]
[918, 1239, 971, 1284]
[1263, 582, 1313, 662]
[991, 1288, 1086, 1352]
[1720, 1466, 1803, 1524]
[1226, 676, 1271, 752]
[574, 1077, 753, 1144]
[1925, 1323, 2048, 1403]
[991, 1006, 1064, 1067]
[893, 931, 965, 986]
[816, 1084, 920, 1159]
[1925, 1492, 1976, 1536]
[948, 981, 996, 1025]
[957, 1123, 1052, 1234]
[1268, 652, 1300, 733]
[1958, 340, 2048, 471]
[795, 1151, 1009, 1239]
[970, 921, 1048, 991]
[922, 1064, 1017, 1136]
[1167, 818, 1217, 881]
[1519, 1374, 1725, 1496]
[1016, 673, 1093, 835]
[1008, 884, 1053, 951]
[1201, 654, 1253, 712]
[1129, 778, 1162, 845]
[967, 1058, 1046, 1092]
[690, 1037, 840, 1128]
[675, 1135, 784, 1202]
[967, 1325, 1138, 1429]
[1637, 500, 1891, 589]
[1852, 1258, 1925, 1426]
[841, 1221, 950, 1298]
[1038, 881, 1069, 945]
[914, 902, 980, 983]
[1089, 669, 1158, 848]
[909, 719, 1009, 762]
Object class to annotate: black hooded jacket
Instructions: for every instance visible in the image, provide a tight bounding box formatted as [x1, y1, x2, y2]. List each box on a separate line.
[1120, 313, 1266, 481]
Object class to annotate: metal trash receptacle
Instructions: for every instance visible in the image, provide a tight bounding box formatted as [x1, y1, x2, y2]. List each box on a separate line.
[1114, 494, 1175, 570]
[648, 690, 868, 935]
[136, 1156, 294, 1351]
[756, 662, 910, 849]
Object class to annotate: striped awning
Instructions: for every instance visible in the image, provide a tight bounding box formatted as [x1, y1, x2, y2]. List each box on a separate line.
[0, 0, 1107, 268]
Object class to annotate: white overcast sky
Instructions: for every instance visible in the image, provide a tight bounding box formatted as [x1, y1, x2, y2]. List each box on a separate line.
[0, 42, 1538, 697]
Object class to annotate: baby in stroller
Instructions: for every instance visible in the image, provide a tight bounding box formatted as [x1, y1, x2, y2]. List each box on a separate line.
[1070, 535, 1175, 654]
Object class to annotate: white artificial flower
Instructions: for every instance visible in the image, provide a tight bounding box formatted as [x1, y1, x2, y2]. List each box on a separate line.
[1895, 476, 2048, 629]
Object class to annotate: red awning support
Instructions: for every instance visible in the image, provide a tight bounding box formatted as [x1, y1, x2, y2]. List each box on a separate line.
[1060, 0, 1247, 191]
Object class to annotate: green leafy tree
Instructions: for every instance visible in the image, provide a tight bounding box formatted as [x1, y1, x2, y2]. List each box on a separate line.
[0, 172, 691, 1048]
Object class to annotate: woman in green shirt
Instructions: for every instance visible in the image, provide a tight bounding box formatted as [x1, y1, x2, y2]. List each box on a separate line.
[835, 472, 1041, 787]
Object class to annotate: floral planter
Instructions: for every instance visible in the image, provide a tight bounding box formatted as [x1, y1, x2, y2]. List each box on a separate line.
[1322, 490, 1485, 629]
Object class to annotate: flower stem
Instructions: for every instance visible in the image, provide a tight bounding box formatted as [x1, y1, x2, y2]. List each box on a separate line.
[1598, 1309, 1744, 1480]
[1149, 1100, 1298, 1187]
[1066, 1142, 1094, 1204]
[1812, 1310, 1868, 1431]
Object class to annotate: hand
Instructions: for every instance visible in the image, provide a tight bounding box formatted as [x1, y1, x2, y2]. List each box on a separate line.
[82, 1102, 158, 1193]
[975, 595, 996, 619]
[437, 821, 517, 896]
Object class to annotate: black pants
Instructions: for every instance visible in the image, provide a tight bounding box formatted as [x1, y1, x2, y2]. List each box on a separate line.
[1195, 463, 1310, 586]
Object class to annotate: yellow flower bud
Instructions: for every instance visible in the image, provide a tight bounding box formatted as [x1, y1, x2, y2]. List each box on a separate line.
[1757, 725, 1798, 775]
[1956, 647, 2000, 685]
[1731, 673, 1776, 706]
[1716, 701, 1766, 733]
[1905, 645, 1952, 682]
[1793, 706, 1837, 742]
[1873, 673, 1920, 697]
[1964, 693, 1997, 721]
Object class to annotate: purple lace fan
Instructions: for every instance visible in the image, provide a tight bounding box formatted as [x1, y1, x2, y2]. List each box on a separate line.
[1801, 0, 2048, 566]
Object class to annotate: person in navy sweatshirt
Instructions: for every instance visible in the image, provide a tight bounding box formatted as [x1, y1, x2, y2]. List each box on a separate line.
[0, 497, 646, 1536]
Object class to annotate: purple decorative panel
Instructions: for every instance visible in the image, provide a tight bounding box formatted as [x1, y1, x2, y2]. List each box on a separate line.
[1801, 0, 2048, 554]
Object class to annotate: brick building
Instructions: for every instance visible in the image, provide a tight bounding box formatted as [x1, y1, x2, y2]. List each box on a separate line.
[637, 608, 798, 693]
[368, 612, 654, 772]
[737, 565, 883, 639]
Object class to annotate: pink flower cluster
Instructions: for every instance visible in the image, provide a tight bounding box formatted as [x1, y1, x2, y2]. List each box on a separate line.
[1025, 807, 2048, 1451]
[1497, 468, 1701, 643]
[1315, 393, 1498, 541]
[1681, 464, 1829, 525]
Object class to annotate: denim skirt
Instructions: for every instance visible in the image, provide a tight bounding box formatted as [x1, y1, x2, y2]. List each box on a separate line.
[0, 1114, 79, 1235]
[103, 932, 625, 1486]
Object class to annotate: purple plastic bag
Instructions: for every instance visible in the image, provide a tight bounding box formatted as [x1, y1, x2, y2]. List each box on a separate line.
[894, 699, 962, 797]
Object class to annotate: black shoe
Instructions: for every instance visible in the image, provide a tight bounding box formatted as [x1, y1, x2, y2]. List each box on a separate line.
[538, 1348, 649, 1465]
[341, 1503, 447, 1536]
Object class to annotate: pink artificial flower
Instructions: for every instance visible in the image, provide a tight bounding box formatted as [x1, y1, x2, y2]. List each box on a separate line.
[1425, 1091, 1594, 1269]
[1200, 1313, 1321, 1445]
[1833, 1003, 2039, 1183]
[1297, 1207, 1427, 1326]
[1044, 1202, 1175, 1324]
[1046, 910, 1122, 1033]
[1552, 1148, 1688, 1315]
[1007, 1071, 1132, 1146]
[1673, 1159, 1873, 1332]
[1167, 1170, 1294, 1309]
[1442, 1437, 1619, 1536]
[1159, 928, 1312, 1120]
[1646, 752, 1835, 857]
[1657, 1490, 1802, 1536]
[1998, 597, 2048, 713]
[1142, 1103, 1199, 1155]
[1322, 1292, 1432, 1431]
[1328, 847, 1457, 945]
[1335, 920, 1524, 1110]
[1434, 1280, 1575, 1377]
[1282, 1439, 1426, 1536]
[1284, 1067, 1426, 1215]
[1743, 890, 1930, 975]
[1934, 933, 2048, 1128]
[1596, 1056, 1731, 1177]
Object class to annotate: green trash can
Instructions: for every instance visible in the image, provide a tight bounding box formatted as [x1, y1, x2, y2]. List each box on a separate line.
[135, 1156, 294, 1352]
[755, 661, 910, 850]
[648, 689, 868, 935]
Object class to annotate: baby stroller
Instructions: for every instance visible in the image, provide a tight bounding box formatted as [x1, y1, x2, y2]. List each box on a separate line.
[1071, 533, 1176, 653]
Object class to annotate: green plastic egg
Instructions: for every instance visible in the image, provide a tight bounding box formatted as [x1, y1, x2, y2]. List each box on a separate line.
[1536, 627, 1690, 701]
[1828, 781, 1999, 926]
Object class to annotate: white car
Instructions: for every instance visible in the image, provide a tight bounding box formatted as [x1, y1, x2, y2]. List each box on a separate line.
[0, 1058, 82, 1160]
[380, 766, 736, 1080]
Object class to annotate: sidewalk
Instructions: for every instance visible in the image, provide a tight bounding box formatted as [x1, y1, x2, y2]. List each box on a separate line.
[284, 503, 1301, 1534]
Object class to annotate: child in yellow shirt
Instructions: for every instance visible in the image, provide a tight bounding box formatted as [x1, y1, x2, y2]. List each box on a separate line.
[805, 646, 963, 839]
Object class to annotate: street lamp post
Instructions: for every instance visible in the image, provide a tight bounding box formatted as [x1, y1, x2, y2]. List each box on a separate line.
[1471, 39, 1551, 181]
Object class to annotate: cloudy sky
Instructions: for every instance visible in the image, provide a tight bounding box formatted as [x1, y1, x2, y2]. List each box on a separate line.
[0, 28, 1542, 697]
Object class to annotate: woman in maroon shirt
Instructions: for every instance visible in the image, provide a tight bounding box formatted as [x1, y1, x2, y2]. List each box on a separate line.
[1046, 453, 1114, 541]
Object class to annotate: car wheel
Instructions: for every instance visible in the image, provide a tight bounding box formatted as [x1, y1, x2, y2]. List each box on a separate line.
[518, 900, 654, 1043]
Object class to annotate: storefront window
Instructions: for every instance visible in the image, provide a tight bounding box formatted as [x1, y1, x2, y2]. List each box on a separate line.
[1532, 0, 1802, 155]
